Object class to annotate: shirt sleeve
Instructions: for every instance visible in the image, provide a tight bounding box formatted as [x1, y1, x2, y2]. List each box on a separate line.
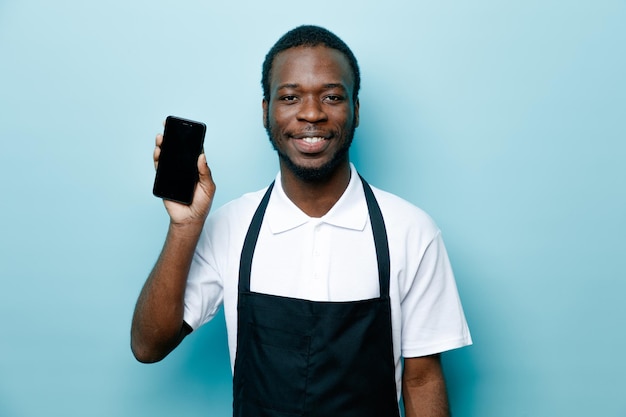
[183, 220, 224, 330]
[400, 231, 472, 357]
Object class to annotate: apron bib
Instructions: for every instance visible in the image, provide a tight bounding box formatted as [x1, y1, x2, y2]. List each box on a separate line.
[233, 177, 400, 417]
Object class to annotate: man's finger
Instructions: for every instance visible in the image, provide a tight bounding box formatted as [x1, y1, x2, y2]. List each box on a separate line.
[153, 147, 161, 170]
[198, 153, 212, 180]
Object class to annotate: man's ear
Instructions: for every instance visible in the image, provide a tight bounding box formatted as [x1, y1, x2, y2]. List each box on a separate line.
[354, 98, 360, 128]
[262, 99, 269, 128]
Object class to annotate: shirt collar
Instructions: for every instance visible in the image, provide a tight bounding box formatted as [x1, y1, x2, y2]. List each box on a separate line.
[265, 163, 369, 234]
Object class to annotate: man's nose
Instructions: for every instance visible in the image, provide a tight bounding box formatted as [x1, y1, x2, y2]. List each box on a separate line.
[296, 97, 328, 123]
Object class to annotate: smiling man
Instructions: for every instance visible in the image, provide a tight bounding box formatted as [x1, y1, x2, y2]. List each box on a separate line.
[131, 25, 472, 417]
[264, 44, 357, 186]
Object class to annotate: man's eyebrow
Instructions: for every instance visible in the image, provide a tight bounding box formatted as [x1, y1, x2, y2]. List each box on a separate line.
[276, 83, 300, 91]
[322, 83, 347, 91]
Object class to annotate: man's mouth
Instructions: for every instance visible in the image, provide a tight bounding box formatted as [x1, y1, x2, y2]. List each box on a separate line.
[290, 134, 331, 154]
[301, 137, 326, 144]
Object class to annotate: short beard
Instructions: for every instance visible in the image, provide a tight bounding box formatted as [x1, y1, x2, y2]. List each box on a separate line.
[265, 115, 356, 183]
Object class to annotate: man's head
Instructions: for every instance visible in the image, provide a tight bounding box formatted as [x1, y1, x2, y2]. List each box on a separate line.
[262, 25, 360, 104]
[262, 26, 360, 182]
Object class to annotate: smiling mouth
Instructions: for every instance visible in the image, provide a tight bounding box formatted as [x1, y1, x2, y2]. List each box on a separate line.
[289, 134, 332, 154]
[292, 131, 332, 140]
[300, 137, 326, 144]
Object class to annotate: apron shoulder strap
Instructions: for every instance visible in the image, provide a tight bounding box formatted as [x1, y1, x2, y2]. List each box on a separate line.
[359, 175, 391, 298]
[239, 182, 275, 292]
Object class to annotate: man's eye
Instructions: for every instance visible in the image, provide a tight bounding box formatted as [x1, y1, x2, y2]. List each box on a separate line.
[325, 95, 344, 102]
[281, 95, 298, 102]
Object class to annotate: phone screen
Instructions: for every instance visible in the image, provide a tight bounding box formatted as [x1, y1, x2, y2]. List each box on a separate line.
[153, 116, 206, 205]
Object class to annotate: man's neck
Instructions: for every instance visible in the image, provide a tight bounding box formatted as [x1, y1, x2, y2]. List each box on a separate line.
[279, 161, 351, 218]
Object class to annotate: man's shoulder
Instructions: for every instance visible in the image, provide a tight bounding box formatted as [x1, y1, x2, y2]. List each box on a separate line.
[194, 186, 270, 258]
[209, 186, 269, 223]
[368, 184, 439, 236]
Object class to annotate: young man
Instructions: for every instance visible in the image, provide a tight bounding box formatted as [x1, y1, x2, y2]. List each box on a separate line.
[132, 25, 472, 417]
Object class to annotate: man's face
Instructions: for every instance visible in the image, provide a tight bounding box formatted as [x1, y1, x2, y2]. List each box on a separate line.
[263, 45, 359, 182]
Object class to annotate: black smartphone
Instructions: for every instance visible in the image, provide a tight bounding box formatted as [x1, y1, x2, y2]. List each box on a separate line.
[153, 116, 206, 205]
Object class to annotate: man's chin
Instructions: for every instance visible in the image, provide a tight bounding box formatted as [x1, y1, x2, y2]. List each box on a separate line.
[280, 155, 344, 183]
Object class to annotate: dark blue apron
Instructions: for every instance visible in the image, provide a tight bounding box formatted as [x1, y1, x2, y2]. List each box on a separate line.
[233, 177, 400, 417]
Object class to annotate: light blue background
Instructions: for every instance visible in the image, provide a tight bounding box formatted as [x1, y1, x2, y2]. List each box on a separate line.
[1, 0, 625, 416]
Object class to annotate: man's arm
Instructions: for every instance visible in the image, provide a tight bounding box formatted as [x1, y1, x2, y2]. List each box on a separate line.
[131, 133, 215, 363]
[402, 354, 450, 417]
[130, 220, 203, 363]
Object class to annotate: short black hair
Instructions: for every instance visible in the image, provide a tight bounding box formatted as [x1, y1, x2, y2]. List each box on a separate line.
[261, 25, 360, 103]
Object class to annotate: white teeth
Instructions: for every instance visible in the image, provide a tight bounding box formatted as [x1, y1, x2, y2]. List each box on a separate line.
[302, 137, 324, 144]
